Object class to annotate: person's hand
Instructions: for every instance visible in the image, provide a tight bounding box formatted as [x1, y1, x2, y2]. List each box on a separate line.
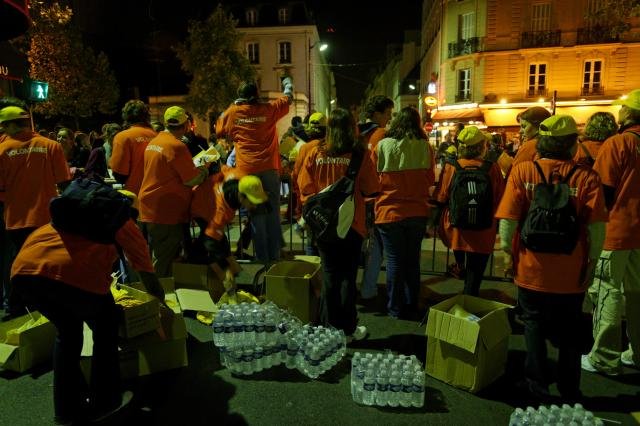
[223, 268, 236, 293]
[139, 271, 166, 302]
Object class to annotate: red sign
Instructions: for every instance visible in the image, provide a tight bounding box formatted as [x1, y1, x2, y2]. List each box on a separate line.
[423, 122, 434, 133]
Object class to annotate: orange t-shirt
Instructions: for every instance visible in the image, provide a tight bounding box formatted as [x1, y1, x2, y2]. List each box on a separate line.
[190, 174, 216, 222]
[593, 126, 640, 250]
[109, 125, 157, 195]
[511, 138, 538, 169]
[373, 136, 436, 224]
[297, 145, 380, 238]
[203, 168, 246, 241]
[0, 132, 71, 230]
[138, 132, 202, 225]
[291, 139, 321, 218]
[496, 159, 608, 293]
[434, 158, 505, 254]
[216, 97, 290, 175]
[11, 220, 154, 294]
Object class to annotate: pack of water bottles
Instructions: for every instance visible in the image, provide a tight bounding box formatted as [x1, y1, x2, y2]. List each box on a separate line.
[284, 324, 346, 379]
[509, 403, 604, 425]
[351, 351, 425, 408]
[212, 302, 346, 378]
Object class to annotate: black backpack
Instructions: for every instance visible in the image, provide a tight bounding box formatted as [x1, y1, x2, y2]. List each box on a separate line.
[520, 161, 580, 254]
[50, 178, 133, 244]
[302, 150, 363, 244]
[448, 160, 494, 230]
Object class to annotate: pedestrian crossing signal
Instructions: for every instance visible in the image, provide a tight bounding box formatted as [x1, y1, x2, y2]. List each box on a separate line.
[29, 80, 49, 101]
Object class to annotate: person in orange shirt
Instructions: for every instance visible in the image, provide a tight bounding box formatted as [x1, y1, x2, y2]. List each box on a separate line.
[574, 111, 618, 168]
[510, 106, 552, 170]
[582, 90, 640, 375]
[372, 107, 435, 318]
[433, 126, 505, 297]
[11, 193, 163, 425]
[496, 115, 607, 401]
[138, 106, 208, 277]
[298, 108, 380, 341]
[0, 106, 71, 318]
[216, 78, 293, 263]
[359, 95, 394, 300]
[109, 100, 157, 195]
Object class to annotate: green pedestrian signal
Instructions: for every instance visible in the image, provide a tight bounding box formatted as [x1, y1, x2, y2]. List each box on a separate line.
[29, 80, 49, 101]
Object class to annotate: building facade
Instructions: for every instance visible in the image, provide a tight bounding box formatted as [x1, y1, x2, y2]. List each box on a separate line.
[421, 0, 640, 133]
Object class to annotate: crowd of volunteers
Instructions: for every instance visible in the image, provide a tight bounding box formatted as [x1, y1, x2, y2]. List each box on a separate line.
[0, 81, 639, 423]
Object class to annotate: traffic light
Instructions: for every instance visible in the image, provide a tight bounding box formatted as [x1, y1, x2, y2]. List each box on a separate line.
[28, 80, 48, 102]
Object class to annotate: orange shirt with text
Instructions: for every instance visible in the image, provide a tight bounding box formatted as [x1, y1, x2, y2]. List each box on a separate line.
[109, 125, 157, 194]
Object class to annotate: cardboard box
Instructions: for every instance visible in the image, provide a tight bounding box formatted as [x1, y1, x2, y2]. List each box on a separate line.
[0, 311, 56, 372]
[425, 294, 512, 393]
[265, 261, 321, 323]
[172, 260, 242, 311]
[115, 285, 161, 339]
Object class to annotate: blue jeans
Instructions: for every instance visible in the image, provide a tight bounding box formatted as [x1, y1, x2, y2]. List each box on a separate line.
[250, 170, 282, 263]
[361, 227, 383, 299]
[378, 217, 427, 317]
[317, 229, 363, 335]
[13, 275, 122, 421]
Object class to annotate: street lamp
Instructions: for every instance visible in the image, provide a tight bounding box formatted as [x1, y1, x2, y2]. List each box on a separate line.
[308, 41, 328, 116]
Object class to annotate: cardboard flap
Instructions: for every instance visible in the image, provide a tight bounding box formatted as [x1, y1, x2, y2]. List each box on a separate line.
[478, 309, 512, 350]
[175, 288, 217, 313]
[0, 343, 19, 365]
[426, 307, 481, 353]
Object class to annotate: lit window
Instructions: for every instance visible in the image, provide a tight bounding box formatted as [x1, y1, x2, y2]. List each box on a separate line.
[278, 41, 291, 64]
[247, 43, 259, 64]
[246, 8, 257, 26]
[457, 69, 471, 101]
[531, 3, 551, 31]
[583, 60, 603, 94]
[528, 63, 547, 97]
[278, 7, 289, 24]
[459, 12, 475, 40]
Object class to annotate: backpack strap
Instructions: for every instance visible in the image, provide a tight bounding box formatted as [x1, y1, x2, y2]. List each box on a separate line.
[446, 159, 463, 171]
[532, 161, 548, 185]
[562, 164, 580, 184]
[579, 143, 593, 162]
[345, 149, 364, 181]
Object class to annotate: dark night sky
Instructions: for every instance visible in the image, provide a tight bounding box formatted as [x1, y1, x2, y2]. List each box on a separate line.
[77, 0, 421, 107]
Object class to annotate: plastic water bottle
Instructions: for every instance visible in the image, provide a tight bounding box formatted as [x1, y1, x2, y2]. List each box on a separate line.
[411, 371, 425, 408]
[388, 369, 401, 407]
[223, 316, 234, 348]
[213, 317, 224, 347]
[308, 346, 321, 379]
[362, 368, 376, 406]
[400, 370, 413, 408]
[255, 313, 265, 345]
[254, 346, 264, 372]
[509, 407, 525, 426]
[375, 366, 389, 406]
[286, 338, 298, 369]
[264, 312, 277, 346]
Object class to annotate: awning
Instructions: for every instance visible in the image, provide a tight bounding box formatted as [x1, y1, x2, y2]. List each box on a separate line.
[431, 107, 484, 123]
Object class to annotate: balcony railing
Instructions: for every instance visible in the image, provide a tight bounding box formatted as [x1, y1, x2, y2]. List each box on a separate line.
[448, 37, 481, 58]
[521, 30, 561, 48]
[581, 86, 605, 96]
[526, 87, 548, 98]
[577, 26, 619, 45]
[455, 93, 472, 103]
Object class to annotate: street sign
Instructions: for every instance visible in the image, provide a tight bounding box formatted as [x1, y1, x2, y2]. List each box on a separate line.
[424, 96, 438, 107]
[28, 80, 48, 102]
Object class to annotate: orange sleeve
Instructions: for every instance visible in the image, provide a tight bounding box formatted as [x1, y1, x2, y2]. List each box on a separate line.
[190, 175, 215, 221]
[115, 219, 154, 273]
[170, 143, 201, 184]
[495, 163, 528, 220]
[593, 138, 621, 188]
[109, 132, 130, 174]
[204, 184, 236, 240]
[357, 151, 381, 196]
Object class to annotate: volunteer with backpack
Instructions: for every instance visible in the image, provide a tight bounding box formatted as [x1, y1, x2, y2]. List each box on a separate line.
[574, 112, 618, 168]
[432, 126, 505, 297]
[372, 107, 435, 319]
[496, 115, 607, 401]
[298, 108, 380, 342]
[11, 187, 165, 425]
[582, 90, 640, 375]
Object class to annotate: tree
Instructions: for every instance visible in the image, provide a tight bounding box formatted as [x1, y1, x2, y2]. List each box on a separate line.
[26, 1, 119, 128]
[175, 5, 255, 119]
[584, 0, 640, 39]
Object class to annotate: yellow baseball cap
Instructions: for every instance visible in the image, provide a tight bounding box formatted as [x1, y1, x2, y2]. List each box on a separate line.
[456, 126, 485, 146]
[0, 106, 29, 123]
[612, 89, 640, 110]
[164, 106, 188, 126]
[538, 115, 578, 137]
[309, 112, 327, 127]
[238, 175, 268, 205]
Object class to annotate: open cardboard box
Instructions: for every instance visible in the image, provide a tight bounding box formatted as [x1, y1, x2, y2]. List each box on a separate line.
[425, 294, 512, 393]
[265, 260, 321, 323]
[0, 311, 56, 373]
[115, 284, 160, 339]
[172, 260, 242, 312]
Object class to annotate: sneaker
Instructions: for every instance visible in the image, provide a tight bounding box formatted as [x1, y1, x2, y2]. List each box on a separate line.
[621, 349, 637, 367]
[90, 390, 134, 423]
[581, 354, 619, 376]
[347, 326, 368, 343]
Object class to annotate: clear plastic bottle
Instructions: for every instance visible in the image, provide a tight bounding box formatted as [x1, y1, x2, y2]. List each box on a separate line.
[411, 370, 425, 408]
[308, 345, 321, 379]
[242, 347, 254, 375]
[286, 337, 299, 369]
[213, 316, 224, 347]
[223, 315, 234, 348]
[362, 368, 376, 406]
[400, 370, 413, 408]
[375, 366, 389, 406]
[388, 369, 401, 407]
[264, 312, 277, 347]
[255, 313, 266, 346]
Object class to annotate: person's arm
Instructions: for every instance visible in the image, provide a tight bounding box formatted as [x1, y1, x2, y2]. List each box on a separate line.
[184, 166, 208, 187]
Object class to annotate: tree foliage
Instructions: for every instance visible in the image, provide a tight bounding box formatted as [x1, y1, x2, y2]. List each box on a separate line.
[26, 1, 119, 125]
[584, 0, 640, 38]
[175, 5, 255, 119]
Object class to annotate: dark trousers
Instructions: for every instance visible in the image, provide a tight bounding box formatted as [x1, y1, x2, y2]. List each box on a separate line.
[459, 251, 490, 297]
[378, 217, 427, 316]
[518, 286, 585, 398]
[5, 227, 36, 314]
[13, 275, 121, 421]
[317, 229, 363, 336]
